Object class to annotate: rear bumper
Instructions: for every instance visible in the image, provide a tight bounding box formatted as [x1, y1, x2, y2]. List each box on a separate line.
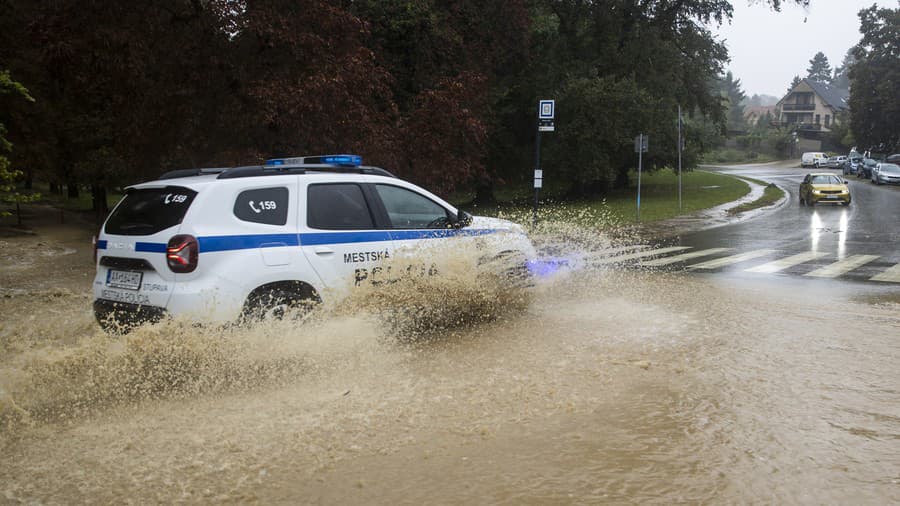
[94, 299, 166, 332]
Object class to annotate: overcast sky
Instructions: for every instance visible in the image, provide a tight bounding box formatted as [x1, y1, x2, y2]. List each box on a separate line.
[713, 0, 881, 98]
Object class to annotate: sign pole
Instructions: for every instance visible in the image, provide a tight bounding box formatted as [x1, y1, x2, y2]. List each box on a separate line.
[637, 133, 643, 222]
[678, 104, 683, 211]
[533, 129, 541, 228]
[533, 99, 555, 229]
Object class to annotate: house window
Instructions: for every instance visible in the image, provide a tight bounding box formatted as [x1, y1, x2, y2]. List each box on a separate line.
[825, 115, 831, 126]
[815, 114, 820, 125]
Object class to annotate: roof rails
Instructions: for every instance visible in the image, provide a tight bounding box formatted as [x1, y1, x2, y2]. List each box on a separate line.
[158, 167, 230, 180]
[156, 154, 397, 181]
[216, 165, 396, 179]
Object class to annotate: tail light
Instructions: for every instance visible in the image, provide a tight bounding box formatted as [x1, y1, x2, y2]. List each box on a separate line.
[167, 234, 199, 273]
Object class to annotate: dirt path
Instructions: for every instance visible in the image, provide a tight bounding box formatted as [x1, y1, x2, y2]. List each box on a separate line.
[0, 204, 98, 294]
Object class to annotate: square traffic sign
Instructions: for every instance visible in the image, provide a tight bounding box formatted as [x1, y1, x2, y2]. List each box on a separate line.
[539, 100, 555, 119]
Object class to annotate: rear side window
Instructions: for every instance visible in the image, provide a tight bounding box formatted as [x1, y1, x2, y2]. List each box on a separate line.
[105, 187, 197, 235]
[234, 187, 289, 225]
[307, 183, 375, 229]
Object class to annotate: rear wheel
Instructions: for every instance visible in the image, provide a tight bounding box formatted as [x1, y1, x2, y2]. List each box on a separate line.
[241, 283, 320, 323]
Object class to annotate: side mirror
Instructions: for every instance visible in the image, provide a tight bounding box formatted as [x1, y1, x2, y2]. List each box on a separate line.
[453, 210, 473, 228]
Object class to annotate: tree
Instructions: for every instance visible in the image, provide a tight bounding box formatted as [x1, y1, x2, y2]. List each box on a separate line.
[719, 71, 747, 133]
[849, 4, 899, 152]
[0, 70, 40, 223]
[831, 48, 856, 91]
[806, 51, 832, 82]
[0, 0, 237, 216]
[787, 75, 802, 93]
[535, 0, 731, 194]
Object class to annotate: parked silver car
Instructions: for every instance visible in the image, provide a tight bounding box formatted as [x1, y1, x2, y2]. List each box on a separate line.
[872, 162, 900, 185]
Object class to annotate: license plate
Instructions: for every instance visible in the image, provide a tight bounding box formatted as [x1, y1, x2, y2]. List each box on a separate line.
[107, 269, 143, 290]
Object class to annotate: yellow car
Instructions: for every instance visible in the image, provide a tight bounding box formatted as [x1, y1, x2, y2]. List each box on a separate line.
[799, 173, 851, 206]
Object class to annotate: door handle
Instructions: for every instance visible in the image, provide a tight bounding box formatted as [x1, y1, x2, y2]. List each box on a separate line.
[314, 247, 334, 255]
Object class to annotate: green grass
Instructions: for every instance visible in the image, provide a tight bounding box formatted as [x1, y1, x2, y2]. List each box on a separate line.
[461, 169, 752, 226]
[700, 148, 779, 165]
[727, 179, 784, 215]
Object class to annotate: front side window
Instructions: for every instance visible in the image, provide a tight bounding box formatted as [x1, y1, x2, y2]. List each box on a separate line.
[307, 183, 375, 229]
[234, 187, 289, 225]
[105, 187, 197, 235]
[375, 184, 450, 229]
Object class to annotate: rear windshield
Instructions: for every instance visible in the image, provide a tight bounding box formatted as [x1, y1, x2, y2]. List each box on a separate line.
[105, 187, 197, 235]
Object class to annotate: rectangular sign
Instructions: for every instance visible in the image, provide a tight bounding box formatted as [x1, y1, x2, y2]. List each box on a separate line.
[538, 124, 555, 132]
[634, 134, 648, 153]
[539, 99, 555, 119]
[534, 178, 543, 188]
[534, 170, 543, 179]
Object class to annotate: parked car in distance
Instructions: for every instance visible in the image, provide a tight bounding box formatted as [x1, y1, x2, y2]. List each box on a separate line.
[871, 162, 900, 185]
[801, 152, 828, 168]
[842, 156, 862, 175]
[886, 153, 900, 164]
[799, 173, 851, 206]
[858, 158, 879, 179]
[827, 155, 847, 168]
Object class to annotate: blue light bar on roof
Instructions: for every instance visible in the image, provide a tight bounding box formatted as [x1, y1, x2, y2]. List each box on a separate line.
[263, 154, 362, 167]
[322, 154, 362, 166]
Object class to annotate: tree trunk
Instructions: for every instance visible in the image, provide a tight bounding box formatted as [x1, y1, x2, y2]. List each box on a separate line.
[472, 178, 497, 207]
[67, 179, 79, 198]
[91, 184, 108, 221]
[614, 168, 630, 189]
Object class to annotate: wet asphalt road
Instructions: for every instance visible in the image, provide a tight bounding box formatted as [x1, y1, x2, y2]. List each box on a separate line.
[664, 163, 900, 284]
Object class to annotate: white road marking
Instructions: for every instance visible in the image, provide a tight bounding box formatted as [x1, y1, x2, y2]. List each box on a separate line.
[587, 246, 692, 265]
[688, 249, 777, 270]
[744, 251, 829, 274]
[641, 248, 732, 267]
[805, 255, 880, 278]
[869, 263, 900, 283]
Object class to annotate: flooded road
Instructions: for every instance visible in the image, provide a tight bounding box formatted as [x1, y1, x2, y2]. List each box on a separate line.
[2, 215, 899, 504]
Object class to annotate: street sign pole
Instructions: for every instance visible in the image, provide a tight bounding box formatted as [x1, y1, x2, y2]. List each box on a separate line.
[637, 133, 643, 222]
[534, 99, 555, 228]
[634, 133, 647, 222]
[533, 129, 541, 228]
[678, 104, 683, 211]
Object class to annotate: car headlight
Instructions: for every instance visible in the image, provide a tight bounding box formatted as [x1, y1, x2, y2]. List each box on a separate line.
[812, 190, 822, 194]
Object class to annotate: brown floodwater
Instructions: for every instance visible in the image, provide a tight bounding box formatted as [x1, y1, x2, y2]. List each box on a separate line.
[1, 214, 899, 504]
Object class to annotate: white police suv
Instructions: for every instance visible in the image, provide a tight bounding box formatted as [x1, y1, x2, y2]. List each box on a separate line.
[92, 154, 537, 330]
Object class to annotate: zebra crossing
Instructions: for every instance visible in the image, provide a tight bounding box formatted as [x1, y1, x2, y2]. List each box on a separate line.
[586, 246, 900, 283]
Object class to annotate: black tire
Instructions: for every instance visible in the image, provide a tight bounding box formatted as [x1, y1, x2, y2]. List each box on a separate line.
[241, 284, 319, 322]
